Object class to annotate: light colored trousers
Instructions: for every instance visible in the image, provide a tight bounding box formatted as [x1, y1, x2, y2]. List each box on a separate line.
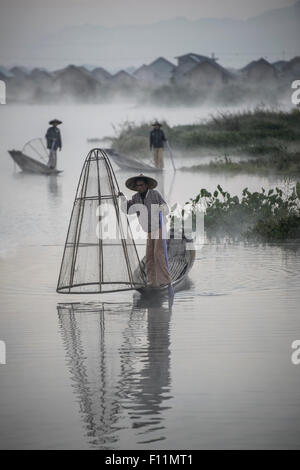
[146, 228, 171, 286]
[48, 150, 57, 169]
[153, 148, 164, 169]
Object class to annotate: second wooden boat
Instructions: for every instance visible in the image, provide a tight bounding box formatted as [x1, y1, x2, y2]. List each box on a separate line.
[8, 138, 62, 175]
[105, 149, 162, 173]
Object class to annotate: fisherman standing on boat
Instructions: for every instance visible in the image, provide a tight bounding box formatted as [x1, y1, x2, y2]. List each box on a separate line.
[120, 174, 171, 288]
[150, 121, 166, 169]
[46, 119, 62, 169]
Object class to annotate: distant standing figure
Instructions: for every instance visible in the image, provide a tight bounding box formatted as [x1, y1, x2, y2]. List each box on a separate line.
[150, 121, 166, 169]
[46, 119, 62, 169]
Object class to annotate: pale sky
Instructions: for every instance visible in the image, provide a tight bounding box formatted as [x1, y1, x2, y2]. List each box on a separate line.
[0, 0, 295, 31]
[0, 0, 297, 68]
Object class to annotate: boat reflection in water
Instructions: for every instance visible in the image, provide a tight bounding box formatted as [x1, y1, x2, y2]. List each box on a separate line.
[57, 296, 172, 449]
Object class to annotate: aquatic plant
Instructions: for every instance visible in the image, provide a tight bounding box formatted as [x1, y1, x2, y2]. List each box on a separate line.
[170, 181, 300, 241]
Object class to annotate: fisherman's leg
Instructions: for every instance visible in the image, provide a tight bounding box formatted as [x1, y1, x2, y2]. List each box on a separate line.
[153, 148, 159, 168]
[52, 150, 57, 169]
[146, 232, 156, 285]
[48, 150, 57, 169]
[153, 229, 171, 286]
[47, 150, 52, 167]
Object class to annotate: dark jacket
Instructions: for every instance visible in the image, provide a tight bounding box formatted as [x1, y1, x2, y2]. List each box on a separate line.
[122, 189, 169, 233]
[150, 128, 166, 150]
[46, 126, 62, 150]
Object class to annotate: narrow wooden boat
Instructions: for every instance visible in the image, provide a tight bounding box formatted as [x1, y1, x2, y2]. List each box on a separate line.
[8, 150, 62, 175]
[8, 138, 62, 175]
[105, 149, 162, 173]
[136, 237, 195, 295]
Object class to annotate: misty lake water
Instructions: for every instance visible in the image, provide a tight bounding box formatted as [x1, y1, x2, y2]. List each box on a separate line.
[0, 103, 300, 449]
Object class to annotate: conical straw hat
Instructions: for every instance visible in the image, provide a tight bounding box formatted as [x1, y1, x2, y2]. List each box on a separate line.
[125, 174, 157, 191]
[49, 118, 62, 125]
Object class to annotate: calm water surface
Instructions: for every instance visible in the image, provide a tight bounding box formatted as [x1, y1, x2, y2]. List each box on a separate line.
[0, 104, 300, 449]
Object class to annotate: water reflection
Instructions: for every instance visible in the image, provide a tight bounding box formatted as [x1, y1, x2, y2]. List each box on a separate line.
[57, 297, 173, 449]
[11, 171, 63, 204]
[121, 296, 172, 444]
[47, 174, 62, 199]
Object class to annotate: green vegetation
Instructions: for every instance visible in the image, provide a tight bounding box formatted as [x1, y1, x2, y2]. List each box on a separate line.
[108, 108, 300, 153]
[107, 108, 300, 174]
[181, 149, 300, 175]
[171, 181, 300, 241]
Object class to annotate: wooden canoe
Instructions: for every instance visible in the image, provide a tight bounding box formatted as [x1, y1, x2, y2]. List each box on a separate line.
[8, 150, 62, 175]
[136, 237, 195, 295]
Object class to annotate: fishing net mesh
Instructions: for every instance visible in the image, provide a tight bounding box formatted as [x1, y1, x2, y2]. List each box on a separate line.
[57, 149, 146, 293]
[22, 138, 49, 164]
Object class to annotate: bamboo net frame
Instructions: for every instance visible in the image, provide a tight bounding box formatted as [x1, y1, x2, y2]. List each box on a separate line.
[57, 149, 146, 294]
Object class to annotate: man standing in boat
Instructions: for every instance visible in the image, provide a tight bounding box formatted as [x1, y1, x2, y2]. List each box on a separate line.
[150, 121, 166, 169]
[120, 174, 171, 288]
[46, 119, 62, 169]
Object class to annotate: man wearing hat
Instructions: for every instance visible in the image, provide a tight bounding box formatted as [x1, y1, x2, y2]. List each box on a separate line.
[150, 121, 166, 169]
[45, 119, 62, 169]
[121, 174, 171, 288]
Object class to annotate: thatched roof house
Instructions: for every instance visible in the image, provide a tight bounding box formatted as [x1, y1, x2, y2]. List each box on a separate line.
[53, 65, 100, 98]
[134, 64, 149, 81]
[282, 56, 300, 78]
[10, 66, 30, 78]
[172, 53, 217, 85]
[111, 70, 137, 89]
[184, 60, 232, 89]
[272, 60, 288, 72]
[29, 68, 53, 84]
[240, 58, 278, 82]
[91, 67, 112, 84]
[134, 57, 175, 86]
[175, 53, 217, 67]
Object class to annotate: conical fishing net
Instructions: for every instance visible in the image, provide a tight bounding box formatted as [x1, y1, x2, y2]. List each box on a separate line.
[22, 138, 49, 164]
[57, 149, 146, 293]
[57, 302, 134, 445]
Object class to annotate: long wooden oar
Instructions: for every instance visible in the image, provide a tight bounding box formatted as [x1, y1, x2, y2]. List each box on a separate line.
[159, 211, 174, 299]
[166, 140, 176, 172]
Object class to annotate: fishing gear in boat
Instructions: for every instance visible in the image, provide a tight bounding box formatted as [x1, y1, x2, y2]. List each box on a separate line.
[57, 148, 146, 294]
[8, 138, 62, 175]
